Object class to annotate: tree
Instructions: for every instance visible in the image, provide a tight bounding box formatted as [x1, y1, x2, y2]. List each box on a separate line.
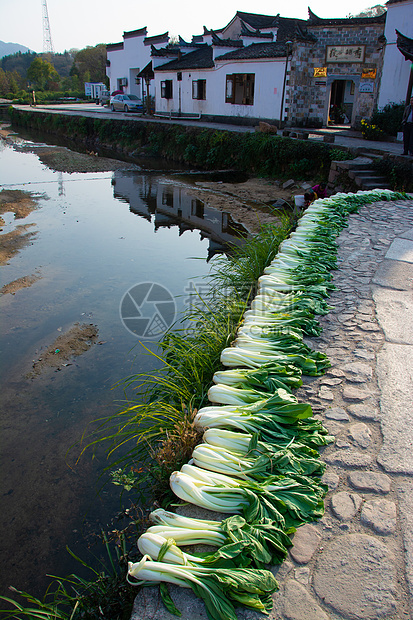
[0, 67, 25, 96]
[27, 57, 60, 90]
[71, 44, 106, 84]
[348, 5, 386, 17]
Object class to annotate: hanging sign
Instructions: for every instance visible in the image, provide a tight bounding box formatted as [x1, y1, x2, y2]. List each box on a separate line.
[314, 67, 327, 77]
[326, 45, 365, 63]
[359, 82, 374, 93]
[361, 68, 377, 79]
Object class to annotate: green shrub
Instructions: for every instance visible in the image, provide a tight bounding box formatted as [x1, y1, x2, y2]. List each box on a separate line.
[373, 158, 413, 192]
[10, 90, 85, 105]
[371, 101, 405, 137]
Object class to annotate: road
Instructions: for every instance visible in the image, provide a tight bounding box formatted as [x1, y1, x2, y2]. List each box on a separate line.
[14, 101, 407, 156]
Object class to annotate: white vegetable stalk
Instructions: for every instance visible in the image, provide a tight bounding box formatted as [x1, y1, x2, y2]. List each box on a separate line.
[149, 508, 222, 531]
[146, 525, 226, 546]
[208, 383, 269, 405]
[127, 554, 190, 587]
[194, 405, 262, 433]
[203, 428, 252, 453]
[234, 337, 291, 352]
[170, 469, 247, 513]
[237, 324, 302, 341]
[138, 532, 210, 565]
[220, 346, 301, 368]
[190, 443, 256, 478]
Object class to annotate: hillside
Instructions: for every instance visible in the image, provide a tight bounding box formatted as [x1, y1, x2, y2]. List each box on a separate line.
[0, 41, 33, 58]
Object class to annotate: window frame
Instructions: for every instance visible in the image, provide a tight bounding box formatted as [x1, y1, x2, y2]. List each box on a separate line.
[192, 79, 206, 100]
[225, 73, 255, 105]
[161, 79, 173, 99]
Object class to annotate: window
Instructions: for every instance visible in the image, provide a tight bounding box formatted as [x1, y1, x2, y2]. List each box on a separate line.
[161, 80, 173, 99]
[192, 79, 206, 100]
[225, 74, 255, 105]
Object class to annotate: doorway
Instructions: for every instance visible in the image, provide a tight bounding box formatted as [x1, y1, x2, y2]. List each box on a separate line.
[329, 79, 355, 125]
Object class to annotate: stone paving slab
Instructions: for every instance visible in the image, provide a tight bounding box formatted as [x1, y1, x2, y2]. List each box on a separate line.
[372, 259, 413, 290]
[400, 227, 413, 241]
[384, 238, 413, 263]
[397, 477, 413, 618]
[373, 288, 413, 344]
[377, 343, 413, 474]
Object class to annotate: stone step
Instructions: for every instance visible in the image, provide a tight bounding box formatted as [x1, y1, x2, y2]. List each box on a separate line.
[356, 151, 384, 160]
[348, 168, 377, 179]
[336, 157, 373, 170]
[355, 178, 389, 190]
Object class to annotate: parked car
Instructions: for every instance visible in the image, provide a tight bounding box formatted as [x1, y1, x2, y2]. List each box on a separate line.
[97, 90, 110, 106]
[110, 94, 143, 113]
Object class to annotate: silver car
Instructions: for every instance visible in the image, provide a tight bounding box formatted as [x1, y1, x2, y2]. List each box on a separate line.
[110, 94, 143, 113]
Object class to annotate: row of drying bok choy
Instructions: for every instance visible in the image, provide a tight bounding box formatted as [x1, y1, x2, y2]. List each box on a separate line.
[127, 189, 409, 620]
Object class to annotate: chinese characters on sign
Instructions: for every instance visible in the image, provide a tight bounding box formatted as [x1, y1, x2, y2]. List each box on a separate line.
[314, 67, 327, 78]
[326, 46, 365, 63]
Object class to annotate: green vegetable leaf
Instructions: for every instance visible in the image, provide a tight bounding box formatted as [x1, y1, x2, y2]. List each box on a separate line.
[160, 582, 182, 617]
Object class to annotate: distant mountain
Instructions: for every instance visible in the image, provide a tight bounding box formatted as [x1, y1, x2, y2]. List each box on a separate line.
[0, 41, 33, 58]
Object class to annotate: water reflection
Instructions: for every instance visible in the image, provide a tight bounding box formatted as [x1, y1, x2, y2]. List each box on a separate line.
[112, 171, 247, 261]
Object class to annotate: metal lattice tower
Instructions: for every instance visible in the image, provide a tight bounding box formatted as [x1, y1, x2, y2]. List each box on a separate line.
[42, 0, 55, 54]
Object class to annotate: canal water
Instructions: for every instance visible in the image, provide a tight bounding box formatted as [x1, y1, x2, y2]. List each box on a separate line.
[0, 129, 246, 600]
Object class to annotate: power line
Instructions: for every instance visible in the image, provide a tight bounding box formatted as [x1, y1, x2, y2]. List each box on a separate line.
[42, 0, 55, 54]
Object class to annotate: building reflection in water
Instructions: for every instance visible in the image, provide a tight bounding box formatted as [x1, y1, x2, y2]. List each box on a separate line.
[112, 171, 248, 260]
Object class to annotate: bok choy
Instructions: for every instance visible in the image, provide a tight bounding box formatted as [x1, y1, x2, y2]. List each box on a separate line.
[148, 509, 293, 566]
[127, 555, 279, 620]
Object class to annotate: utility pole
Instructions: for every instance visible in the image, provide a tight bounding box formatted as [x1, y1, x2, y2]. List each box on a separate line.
[42, 0, 55, 54]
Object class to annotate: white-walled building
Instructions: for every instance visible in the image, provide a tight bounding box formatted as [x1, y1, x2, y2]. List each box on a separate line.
[153, 42, 289, 121]
[105, 5, 412, 127]
[106, 28, 169, 99]
[377, 0, 413, 108]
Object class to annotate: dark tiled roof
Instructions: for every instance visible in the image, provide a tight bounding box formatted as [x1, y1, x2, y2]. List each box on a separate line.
[144, 32, 169, 45]
[138, 61, 154, 79]
[179, 39, 209, 50]
[308, 7, 386, 25]
[216, 41, 288, 60]
[276, 17, 311, 41]
[106, 42, 124, 51]
[123, 27, 147, 39]
[240, 23, 273, 39]
[203, 25, 225, 35]
[211, 31, 243, 47]
[295, 24, 317, 43]
[241, 31, 273, 39]
[151, 45, 180, 57]
[155, 46, 214, 71]
[236, 11, 279, 29]
[396, 29, 413, 61]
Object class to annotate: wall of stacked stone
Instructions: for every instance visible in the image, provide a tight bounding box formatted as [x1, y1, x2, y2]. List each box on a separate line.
[286, 23, 385, 128]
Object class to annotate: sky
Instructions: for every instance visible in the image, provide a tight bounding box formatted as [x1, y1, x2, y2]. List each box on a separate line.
[1, 0, 378, 54]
